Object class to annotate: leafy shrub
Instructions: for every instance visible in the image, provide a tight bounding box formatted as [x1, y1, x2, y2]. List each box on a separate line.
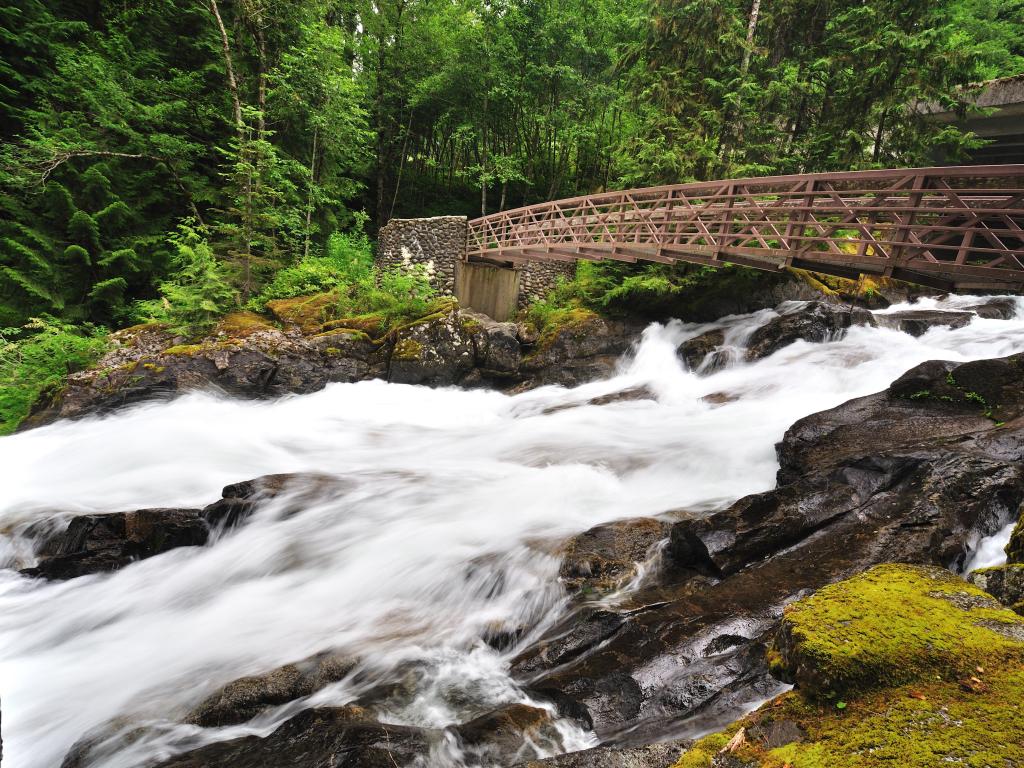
[134, 225, 238, 335]
[249, 232, 374, 309]
[0, 317, 108, 434]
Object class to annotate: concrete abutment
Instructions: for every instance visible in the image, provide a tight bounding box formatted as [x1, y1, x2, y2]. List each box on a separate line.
[376, 216, 573, 321]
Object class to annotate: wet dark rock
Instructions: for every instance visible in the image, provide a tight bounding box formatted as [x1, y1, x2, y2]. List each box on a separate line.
[777, 353, 1024, 484]
[677, 330, 726, 372]
[202, 472, 345, 529]
[513, 738, 691, 767]
[875, 308, 973, 336]
[186, 652, 358, 727]
[744, 301, 875, 360]
[513, 355, 1024, 741]
[968, 564, 1024, 614]
[559, 518, 669, 596]
[452, 703, 564, 758]
[21, 508, 207, 580]
[463, 311, 522, 375]
[1008, 515, 1024, 564]
[963, 296, 1018, 320]
[156, 706, 432, 768]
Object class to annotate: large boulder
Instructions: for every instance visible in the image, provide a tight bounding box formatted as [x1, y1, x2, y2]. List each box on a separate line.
[773, 564, 1024, 698]
[744, 301, 875, 361]
[517, 312, 643, 389]
[776, 353, 1024, 484]
[388, 305, 477, 385]
[21, 507, 207, 580]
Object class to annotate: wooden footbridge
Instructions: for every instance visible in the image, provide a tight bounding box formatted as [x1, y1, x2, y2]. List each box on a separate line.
[466, 165, 1024, 293]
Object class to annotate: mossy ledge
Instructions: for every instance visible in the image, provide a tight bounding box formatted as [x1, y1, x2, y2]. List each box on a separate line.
[670, 564, 1024, 768]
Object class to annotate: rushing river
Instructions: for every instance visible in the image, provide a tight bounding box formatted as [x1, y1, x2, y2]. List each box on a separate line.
[2, 295, 1024, 768]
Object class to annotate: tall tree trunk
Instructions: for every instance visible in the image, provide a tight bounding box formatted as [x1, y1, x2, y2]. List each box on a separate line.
[741, 0, 762, 76]
[207, 0, 243, 135]
[304, 125, 319, 260]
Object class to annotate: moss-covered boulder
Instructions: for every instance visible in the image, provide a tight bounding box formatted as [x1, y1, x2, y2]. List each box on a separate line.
[774, 563, 1024, 699]
[387, 301, 477, 385]
[672, 563, 1024, 768]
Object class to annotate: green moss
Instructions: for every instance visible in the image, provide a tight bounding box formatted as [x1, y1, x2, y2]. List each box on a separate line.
[162, 344, 205, 356]
[669, 731, 733, 768]
[141, 362, 166, 373]
[756, 670, 1024, 767]
[314, 328, 373, 345]
[780, 564, 1024, 698]
[667, 565, 1024, 768]
[392, 338, 424, 361]
[265, 291, 340, 333]
[460, 315, 484, 334]
[216, 311, 275, 338]
[321, 313, 388, 338]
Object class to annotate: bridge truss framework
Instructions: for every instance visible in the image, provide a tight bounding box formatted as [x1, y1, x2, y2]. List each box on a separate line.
[467, 165, 1024, 293]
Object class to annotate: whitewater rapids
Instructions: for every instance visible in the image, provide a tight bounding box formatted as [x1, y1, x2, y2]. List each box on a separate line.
[2, 295, 1024, 768]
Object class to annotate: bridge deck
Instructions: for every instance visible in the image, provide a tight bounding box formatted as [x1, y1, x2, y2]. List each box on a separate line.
[467, 165, 1024, 293]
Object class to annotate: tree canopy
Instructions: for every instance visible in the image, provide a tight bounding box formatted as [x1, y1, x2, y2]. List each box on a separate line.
[0, 0, 1021, 328]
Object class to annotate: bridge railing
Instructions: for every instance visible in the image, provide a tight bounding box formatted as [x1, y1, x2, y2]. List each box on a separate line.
[467, 165, 1024, 291]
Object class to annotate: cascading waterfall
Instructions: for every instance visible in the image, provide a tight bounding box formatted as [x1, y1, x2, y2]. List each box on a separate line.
[2, 295, 1024, 768]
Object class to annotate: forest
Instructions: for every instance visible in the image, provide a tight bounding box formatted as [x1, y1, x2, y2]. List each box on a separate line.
[1, 0, 1023, 429]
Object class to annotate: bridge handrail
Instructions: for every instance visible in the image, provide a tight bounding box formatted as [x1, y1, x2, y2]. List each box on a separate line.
[468, 165, 1024, 224]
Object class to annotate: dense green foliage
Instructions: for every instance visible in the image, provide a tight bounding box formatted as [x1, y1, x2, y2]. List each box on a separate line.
[0, 0, 1021, 368]
[0, 318, 107, 434]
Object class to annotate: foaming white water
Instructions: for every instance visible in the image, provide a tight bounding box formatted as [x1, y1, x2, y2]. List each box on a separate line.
[1, 296, 1023, 768]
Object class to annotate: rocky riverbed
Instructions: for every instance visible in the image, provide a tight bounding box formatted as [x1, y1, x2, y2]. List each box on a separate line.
[2, 292, 1023, 768]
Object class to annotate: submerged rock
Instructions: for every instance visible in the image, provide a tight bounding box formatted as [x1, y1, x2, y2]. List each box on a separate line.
[744, 301, 875, 360]
[676, 330, 727, 373]
[513, 738, 691, 767]
[186, 652, 357, 727]
[156, 706, 432, 768]
[21, 508, 207, 580]
[202, 472, 346, 529]
[963, 296, 1018, 320]
[559, 517, 669, 597]
[452, 703, 564, 759]
[875, 308, 973, 336]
